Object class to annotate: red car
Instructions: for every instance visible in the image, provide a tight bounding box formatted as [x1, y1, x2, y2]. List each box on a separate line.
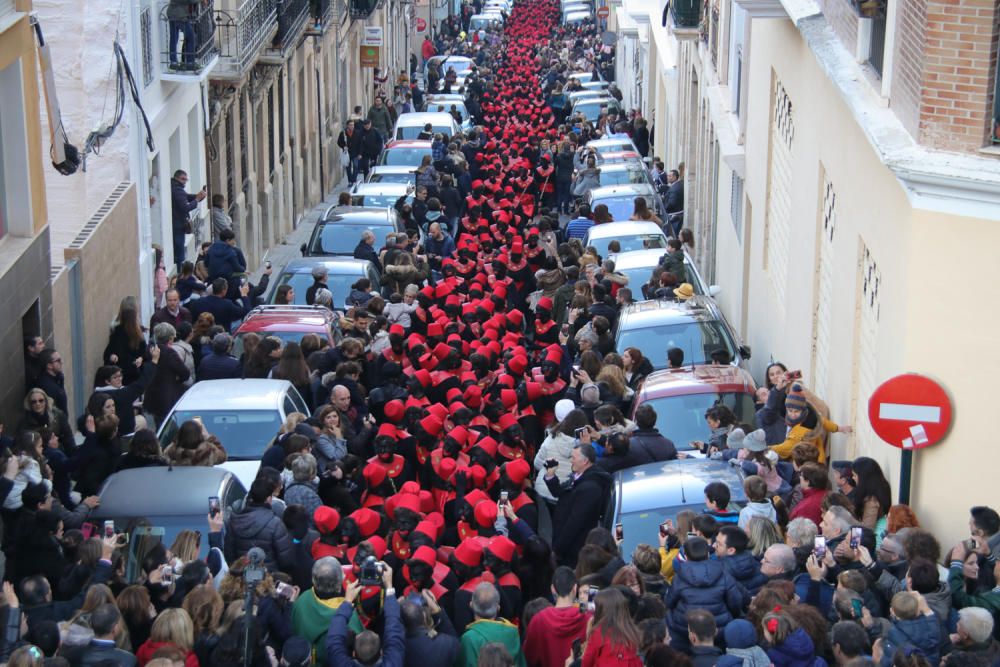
[377, 139, 433, 167]
[631, 365, 758, 451]
[232, 305, 340, 356]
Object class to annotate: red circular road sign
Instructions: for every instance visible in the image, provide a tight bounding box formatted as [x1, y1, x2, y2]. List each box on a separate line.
[416, 18, 427, 32]
[867, 373, 952, 450]
[597, 6, 609, 17]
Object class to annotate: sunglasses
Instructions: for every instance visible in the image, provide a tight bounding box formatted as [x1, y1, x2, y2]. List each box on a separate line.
[30, 398, 46, 405]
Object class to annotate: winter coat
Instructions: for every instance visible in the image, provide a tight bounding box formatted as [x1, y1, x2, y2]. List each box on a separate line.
[665, 558, 744, 637]
[197, 351, 242, 380]
[163, 437, 228, 467]
[628, 429, 678, 462]
[103, 325, 148, 385]
[292, 591, 362, 666]
[19, 405, 76, 453]
[720, 551, 767, 599]
[136, 640, 198, 667]
[789, 487, 827, 525]
[739, 501, 778, 530]
[768, 628, 826, 667]
[223, 503, 296, 573]
[546, 465, 613, 567]
[328, 597, 404, 667]
[403, 609, 459, 667]
[523, 605, 590, 667]
[690, 645, 724, 667]
[73, 434, 121, 497]
[284, 481, 322, 521]
[533, 432, 576, 502]
[353, 241, 383, 272]
[4, 459, 47, 510]
[170, 177, 199, 234]
[367, 105, 394, 137]
[580, 627, 642, 667]
[142, 344, 190, 422]
[458, 619, 526, 667]
[171, 340, 196, 388]
[204, 240, 246, 282]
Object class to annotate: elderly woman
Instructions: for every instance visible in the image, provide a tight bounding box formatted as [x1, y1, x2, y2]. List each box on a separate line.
[163, 419, 228, 467]
[283, 453, 322, 521]
[19, 387, 75, 453]
[142, 323, 191, 428]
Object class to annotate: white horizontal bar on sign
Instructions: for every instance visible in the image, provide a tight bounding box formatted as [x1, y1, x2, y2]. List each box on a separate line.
[878, 403, 941, 423]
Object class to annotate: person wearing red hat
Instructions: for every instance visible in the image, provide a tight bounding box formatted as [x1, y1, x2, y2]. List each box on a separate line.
[532, 296, 560, 350]
[498, 458, 538, 531]
[449, 537, 494, 632]
[363, 427, 413, 506]
[311, 506, 345, 562]
[484, 533, 522, 623]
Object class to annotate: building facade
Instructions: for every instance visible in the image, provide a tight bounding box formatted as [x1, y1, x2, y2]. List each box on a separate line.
[0, 0, 53, 427]
[620, 0, 1000, 545]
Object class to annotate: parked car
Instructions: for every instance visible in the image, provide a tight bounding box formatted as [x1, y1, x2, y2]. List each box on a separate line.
[570, 96, 623, 122]
[468, 13, 503, 32]
[610, 248, 721, 297]
[424, 96, 474, 131]
[155, 379, 309, 488]
[587, 136, 640, 156]
[592, 162, 655, 189]
[595, 150, 644, 167]
[602, 458, 748, 561]
[301, 206, 403, 257]
[614, 297, 750, 371]
[568, 71, 601, 85]
[392, 112, 461, 141]
[232, 305, 341, 355]
[631, 365, 758, 451]
[92, 467, 247, 566]
[585, 184, 664, 222]
[378, 139, 433, 167]
[366, 166, 417, 186]
[563, 10, 592, 24]
[583, 220, 667, 257]
[266, 257, 381, 307]
[350, 182, 413, 209]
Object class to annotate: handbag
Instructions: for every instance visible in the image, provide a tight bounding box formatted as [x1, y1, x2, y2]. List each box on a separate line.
[340, 148, 350, 168]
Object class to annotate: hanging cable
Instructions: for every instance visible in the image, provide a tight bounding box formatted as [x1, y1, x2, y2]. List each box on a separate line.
[31, 13, 80, 175]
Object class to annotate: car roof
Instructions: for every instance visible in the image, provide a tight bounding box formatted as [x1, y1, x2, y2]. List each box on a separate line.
[588, 183, 657, 198]
[370, 166, 417, 174]
[171, 379, 294, 412]
[352, 183, 410, 195]
[236, 307, 336, 335]
[385, 140, 433, 148]
[586, 220, 664, 240]
[277, 257, 372, 275]
[395, 112, 457, 125]
[609, 248, 668, 269]
[425, 94, 465, 102]
[93, 467, 241, 519]
[598, 162, 647, 174]
[618, 297, 723, 328]
[320, 206, 394, 223]
[588, 137, 636, 148]
[615, 459, 747, 515]
[639, 366, 757, 400]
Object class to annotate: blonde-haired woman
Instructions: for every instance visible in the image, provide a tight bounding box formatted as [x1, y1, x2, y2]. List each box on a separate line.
[595, 365, 634, 411]
[136, 607, 197, 667]
[170, 530, 202, 566]
[182, 585, 225, 667]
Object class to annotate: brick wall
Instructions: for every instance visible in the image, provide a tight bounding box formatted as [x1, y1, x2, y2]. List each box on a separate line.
[890, 0, 926, 138]
[918, 0, 999, 151]
[818, 0, 859, 56]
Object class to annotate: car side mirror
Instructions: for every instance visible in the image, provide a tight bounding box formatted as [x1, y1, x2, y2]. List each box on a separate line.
[300, 243, 307, 256]
[739, 345, 752, 360]
[708, 285, 722, 297]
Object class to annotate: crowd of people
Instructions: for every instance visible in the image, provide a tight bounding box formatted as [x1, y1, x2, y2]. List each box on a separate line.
[6, 3, 999, 667]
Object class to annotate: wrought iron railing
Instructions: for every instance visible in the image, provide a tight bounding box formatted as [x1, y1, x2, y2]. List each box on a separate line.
[273, 0, 310, 49]
[670, 0, 700, 29]
[214, 0, 278, 78]
[349, 0, 378, 19]
[159, 2, 219, 75]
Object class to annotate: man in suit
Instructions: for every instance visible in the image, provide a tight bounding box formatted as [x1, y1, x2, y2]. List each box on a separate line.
[79, 604, 137, 666]
[543, 441, 612, 567]
[188, 278, 251, 332]
[665, 169, 684, 237]
[149, 289, 192, 331]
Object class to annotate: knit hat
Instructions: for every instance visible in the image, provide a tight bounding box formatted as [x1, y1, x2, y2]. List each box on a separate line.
[554, 398, 575, 422]
[724, 620, 758, 649]
[785, 383, 808, 412]
[282, 637, 312, 667]
[743, 429, 768, 452]
[727, 428, 746, 450]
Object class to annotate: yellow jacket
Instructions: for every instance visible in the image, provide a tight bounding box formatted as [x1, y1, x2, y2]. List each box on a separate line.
[658, 546, 680, 583]
[771, 418, 840, 463]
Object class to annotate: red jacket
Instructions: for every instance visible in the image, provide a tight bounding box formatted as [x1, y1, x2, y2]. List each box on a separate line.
[421, 39, 436, 61]
[581, 628, 642, 667]
[136, 641, 199, 667]
[522, 605, 590, 667]
[789, 487, 827, 526]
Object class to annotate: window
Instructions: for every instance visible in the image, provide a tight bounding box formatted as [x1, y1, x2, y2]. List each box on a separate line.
[730, 173, 743, 235]
[140, 7, 155, 86]
[764, 76, 794, 307]
[0, 57, 32, 238]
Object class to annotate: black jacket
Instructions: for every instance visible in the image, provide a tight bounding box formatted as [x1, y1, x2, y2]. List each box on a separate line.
[545, 465, 612, 566]
[171, 178, 199, 233]
[188, 295, 250, 332]
[223, 502, 296, 572]
[141, 345, 190, 423]
[404, 608, 460, 667]
[596, 446, 652, 474]
[666, 558, 744, 637]
[629, 429, 678, 462]
[197, 351, 242, 381]
[24, 560, 113, 631]
[360, 128, 384, 161]
[353, 241, 383, 273]
[78, 640, 138, 667]
[35, 372, 69, 415]
[720, 550, 767, 601]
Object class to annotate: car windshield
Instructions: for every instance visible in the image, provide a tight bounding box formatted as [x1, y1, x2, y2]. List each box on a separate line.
[616, 501, 743, 562]
[270, 271, 363, 306]
[312, 223, 392, 254]
[589, 231, 666, 255]
[380, 148, 431, 166]
[591, 198, 658, 224]
[233, 329, 327, 356]
[351, 194, 407, 208]
[159, 410, 282, 460]
[618, 321, 737, 369]
[640, 392, 758, 450]
[576, 102, 618, 120]
[595, 143, 634, 155]
[397, 125, 449, 140]
[600, 167, 649, 187]
[427, 103, 469, 120]
[369, 172, 414, 185]
[618, 264, 705, 296]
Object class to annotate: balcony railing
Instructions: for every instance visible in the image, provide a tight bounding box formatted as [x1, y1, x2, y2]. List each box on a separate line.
[273, 0, 310, 49]
[159, 2, 220, 77]
[349, 0, 378, 20]
[670, 0, 700, 29]
[305, 0, 338, 31]
[213, 0, 278, 80]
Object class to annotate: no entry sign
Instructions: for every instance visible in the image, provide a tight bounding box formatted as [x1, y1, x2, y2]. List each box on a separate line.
[597, 6, 609, 17]
[867, 374, 952, 450]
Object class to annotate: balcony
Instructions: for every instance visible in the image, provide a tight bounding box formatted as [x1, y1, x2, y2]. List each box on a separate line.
[159, 2, 220, 81]
[668, 0, 700, 40]
[213, 0, 278, 81]
[260, 0, 311, 61]
[304, 0, 338, 34]
[349, 0, 379, 20]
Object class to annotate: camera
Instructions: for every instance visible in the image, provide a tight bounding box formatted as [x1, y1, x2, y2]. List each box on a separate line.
[244, 547, 266, 586]
[359, 556, 383, 586]
[545, 458, 558, 469]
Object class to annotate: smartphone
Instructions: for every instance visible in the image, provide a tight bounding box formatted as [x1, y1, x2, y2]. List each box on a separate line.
[615, 523, 623, 540]
[499, 491, 509, 506]
[588, 585, 599, 603]
[161, 565, 174, 585]
[659, 521, 670, 537]
[572, 639, 583, 660]
[575, 426, 587, 436]
[209, 496, 221, 517]
[814, 536, 827, 560]
[104, 520, 115, 539]
[276, 582, 294, 599]
[850, 526, 863, 549]
[851, 599, 864, 619]
[965, 538, 978, 552]
[686, 531, 698, 539]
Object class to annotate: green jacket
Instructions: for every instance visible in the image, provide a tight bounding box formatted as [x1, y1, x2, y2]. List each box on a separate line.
[457, 619, 526, 667]
[660, 249, 687, 284]
[949, 565, 1000, 614]
[291, 590, 363, 665]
